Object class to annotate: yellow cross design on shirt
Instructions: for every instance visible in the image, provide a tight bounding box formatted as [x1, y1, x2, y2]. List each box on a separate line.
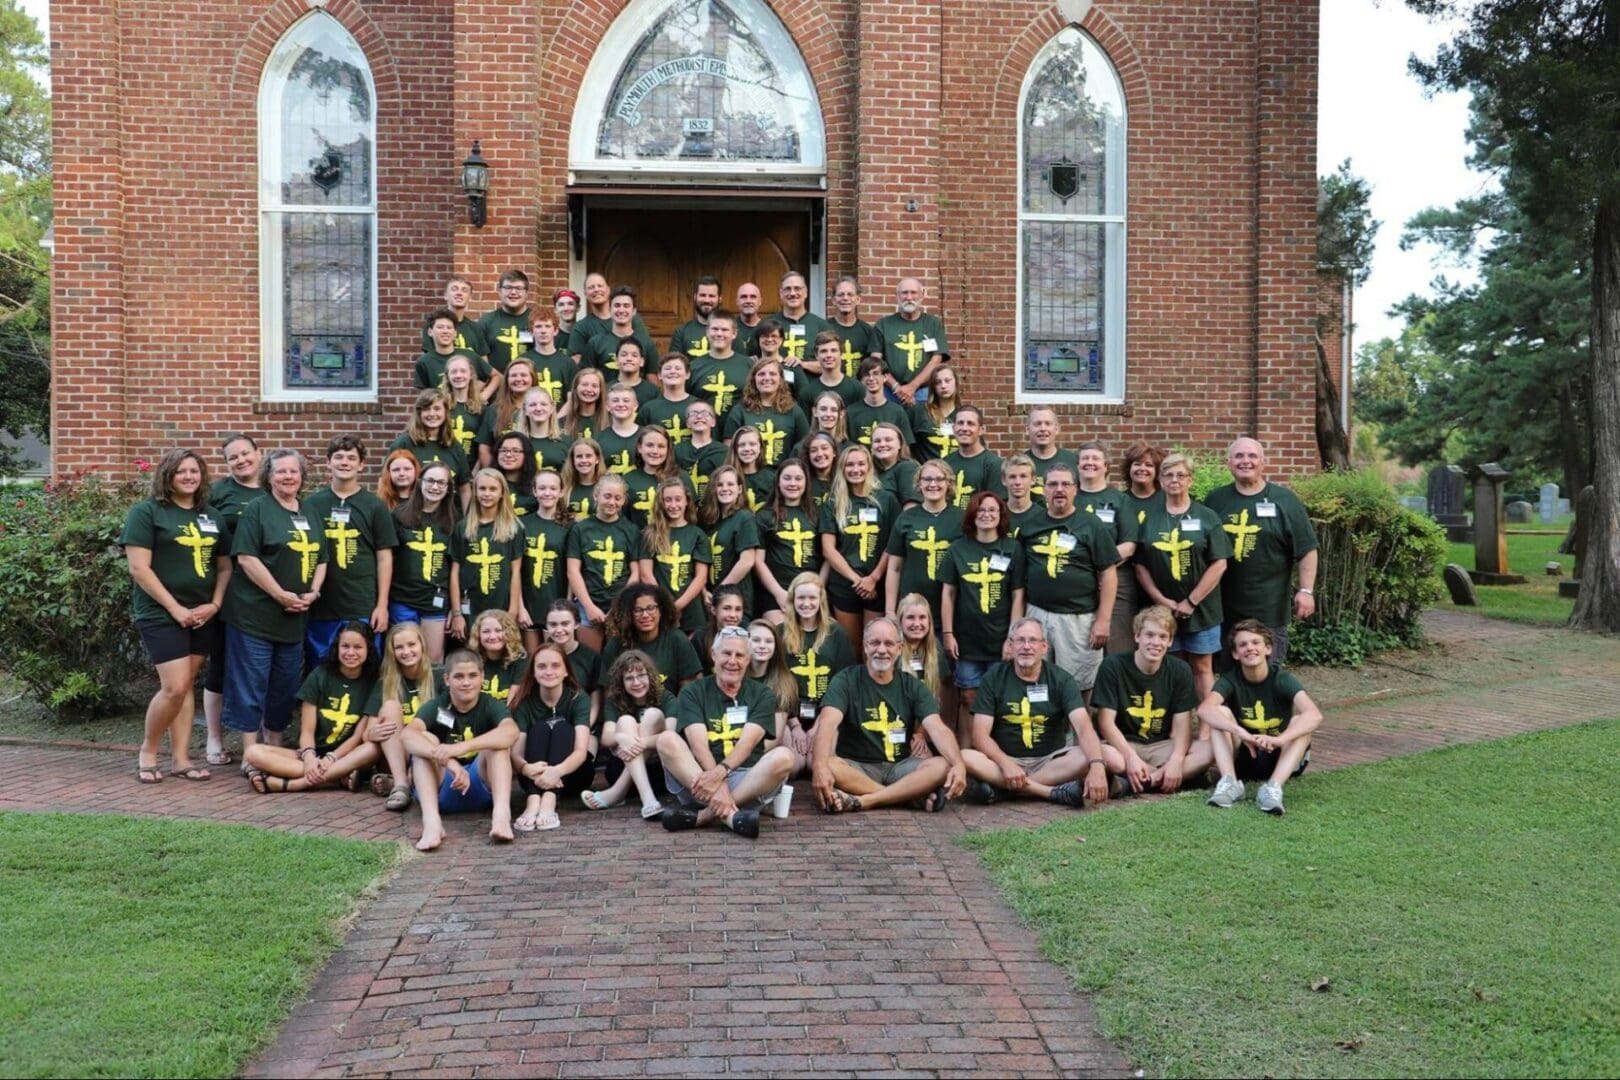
[1223, 509, 1262, 562]
[408, 527, 446, 581]
[711, 710, 745, 757]
[508, 493, 528, 517]
[840, 337, 864, 378]
[1126, 691, 1166, 740]
[571, 496, 592, 519]
[449, 412, 476, 454]
[1003, 697, 1044, 751]
[686, 335, 711, 359]
[657, 540, 694, 592]
[791, 649, 831, 699]
[745, 486, 764, 511]
[689, 460, 709, 495]
[466, 538, 504, 595]
[961, 558, 1005, 614]
[1031, 531, 1069, 578]
[320, 693, 360, 746]
[326, 516, 360, 571]
[588, 537, 625, 586]
[701, 371, 740, 415]
[757, 419, 786, 464]
[494, 323, 524, 365]
[845, 516, 880, 562]
[176, 523, 216, 578]
[861, 701, 906, 762]
[631, 484, 657, 520]
[485, 672, 509, 700]
[909, 527, 952, 578]
[664, 411, 693, 446]
[927, 428, 959, 459]
[893, 331, 926, 374]
[784, 329, 808, 362]
[607, 450, 634, 476]
[288, 527, 321, 585]
[779, 517, 816, 567]
[535, 366, 564, 404]
[1241, 701, 1283, 734]
[526, 531, 558, 588]
[1152, 529, 1194, 582]
[954, 471, 975, 508]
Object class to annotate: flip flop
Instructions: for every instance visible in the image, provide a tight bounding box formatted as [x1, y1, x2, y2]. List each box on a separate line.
[580, 790, 615, 811]
[385, 785, 412, 812]
[137, 764, 163, 784]
[170, 763, 212, 782]
[537, 812, 561, 831]
[206, 749, 235, 767]
[640, 801, 665, 820]
[514, 812, 540, 832]
[923, 782, 950, 812]
[370, 773, 394, 797]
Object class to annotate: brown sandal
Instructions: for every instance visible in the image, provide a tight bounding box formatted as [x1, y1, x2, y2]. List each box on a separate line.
[170, 763, 212, 782]
[137, 764, 163, 784]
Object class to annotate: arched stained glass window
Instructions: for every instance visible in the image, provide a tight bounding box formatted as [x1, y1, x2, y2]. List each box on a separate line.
[571, 0, 824, 177]
[1017, 28, 1126, 402]
[258, 12, 377, 401]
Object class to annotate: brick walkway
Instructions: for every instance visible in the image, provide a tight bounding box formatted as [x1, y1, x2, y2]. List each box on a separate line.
[2, 610, 1616, 1078]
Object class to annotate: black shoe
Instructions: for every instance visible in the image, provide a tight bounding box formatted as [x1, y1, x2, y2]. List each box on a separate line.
[1108, 774, 1136, 799]
[965, 779, 999, 805]
[1047, 780, 1084, 807]
[725, 808, 760, 839]
[661, 807, 700, 832]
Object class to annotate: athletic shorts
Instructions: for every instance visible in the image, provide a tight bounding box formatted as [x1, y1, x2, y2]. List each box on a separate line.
[435, 756, 494, 813]
[1235, 742, 1311, 782]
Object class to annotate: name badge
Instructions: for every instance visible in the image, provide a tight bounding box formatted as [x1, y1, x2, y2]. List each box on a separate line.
[790, 323, 806, 337]
[800, 702, 817, 721]
[921, 337, 938, 353]
[196, 516, 219, 534]
[859, 507, 879, 523]
[432, 589, 447, 610]
[1095, 507, 1116, 524]
[910, 657, 925, 673]
[783, 368, 797, 383]
[291, 515, 311, 531]
[460, 597, 472, 616]
[434, 708, 455, 731]
[1256, 501, 1278, 518]
[1027, 685, 1049, 704]
[1054, 532, 1077, 552]
[1181, 517, 1202, 532]
[724, 706, 749, 727]
[886, 726, 907, 744]
[330, 507, 352, 525]
[989, 555, 1011, 572]
[519, 331, 534, 344]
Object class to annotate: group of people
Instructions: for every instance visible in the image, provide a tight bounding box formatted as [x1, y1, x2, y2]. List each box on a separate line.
[119, 269, 1326, 849]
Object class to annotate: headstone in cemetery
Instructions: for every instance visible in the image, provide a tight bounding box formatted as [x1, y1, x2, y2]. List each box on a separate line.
[1428, 464, 1471, 541]
[1538, 483, 1560, 524]
[1506, 500, 1533, 524]
[1443, 563, 1478, 606]
[1470, 462, 1526, 585]
[1400, 495, 1428, 513]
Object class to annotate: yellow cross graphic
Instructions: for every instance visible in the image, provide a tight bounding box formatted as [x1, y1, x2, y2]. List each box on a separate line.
[784, 329, 808, 362]
[175, 523, 216, 578]
[494, 323, 524, 366]
[526, 530, 558, 588]
[840, 337, 863, 378]
[954, 471, 975, 508]
[1152, 529, 1194, 582]
[1241, 701, 1283, 734]
[779, 517, 816, 568]
[657, 540, 694, 592]
[1031, 531, 1069, 579]
[844, 516, 880, 562]
[607, 450, 634, 476]
[909, 526, 951, 578]
[320, 692, 360, 746]
[687, 335, 711, 359]
[449, 412, 476, 454]
[701, 370, 739, 414]
[893, 331, 926, 374]
[961, 558, 1004, 614]
[535, 367, 564, 404]
[466, 537, 505, 595]
[860, 701, 906, 763]
[571, 496, 592, 519]
[1126, 691, 1166, 741]
[631, 484, 657, 520]
[926, 428, 959, 459]
[664, 411, 693, 445]
[745, 486, 764, 511]
[508, 493, 528, 517]
[1223, 509, 1261, 562]
[485, 672, 509, 700]
[408, 527, 446, 581]
[758, 419, 787, 464]
[791, 648, 831, 699]
[326, 516, 360, 571]
[288, 527, 321, 585]
[711, 710, 745, 757]
[689, 460, 709, 495]
[1002, 697, 1045, 751]
[588, 536, 625, 586]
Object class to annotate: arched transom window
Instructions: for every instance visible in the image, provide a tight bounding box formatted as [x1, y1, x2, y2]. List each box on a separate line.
[1017, 27, 1126, 403]
[258, 12, 377, 401]
[571, 0, 825, 179]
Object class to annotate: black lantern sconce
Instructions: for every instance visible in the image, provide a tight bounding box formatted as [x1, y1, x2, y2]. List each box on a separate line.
[462, 140, 489, 228]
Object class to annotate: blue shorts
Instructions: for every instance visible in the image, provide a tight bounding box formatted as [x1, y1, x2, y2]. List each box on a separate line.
[954, 657, 995, 690]
[1173, 622, 1223, 656]
[435, 756, 494, 813]
[389, 601, 448, 626]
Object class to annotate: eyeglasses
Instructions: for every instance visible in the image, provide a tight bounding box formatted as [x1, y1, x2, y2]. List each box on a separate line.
[632, 605, 661, 616]
[715, 626, 750, 640]
[421, 477, 450, 487]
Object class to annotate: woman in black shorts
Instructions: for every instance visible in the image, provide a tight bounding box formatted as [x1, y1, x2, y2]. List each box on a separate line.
[818, 442, 899, 658]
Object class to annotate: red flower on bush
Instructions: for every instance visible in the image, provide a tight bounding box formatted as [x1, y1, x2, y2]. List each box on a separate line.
[133, 458, 153, 473]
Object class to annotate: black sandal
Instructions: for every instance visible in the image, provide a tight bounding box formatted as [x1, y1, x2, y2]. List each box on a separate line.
[822, 790, 862, 814]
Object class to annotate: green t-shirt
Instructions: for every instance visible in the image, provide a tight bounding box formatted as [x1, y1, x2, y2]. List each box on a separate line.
[582, 329, 658, 379]
[819, 491, 899, 583]
[1029, 448, 1080, 501]
[638, 523, 714, 631]
[1020, 509, 1119, 615]
[563, 643, 602, 696]
[479, 307, 534, 373]
[1134, 501, 1233, 633]
[602, 630, 702, 695]
[445, 403, 484, 459]
[120, 498, 225, 624]
[784, 622, 857, 713]
[568, 312, 650, 358]
[976, 660, 1085, 758]
[669, 318, 714, 363]
[565, 481, 598, 521]
[1092, 653, 1198, 744]
[707, 510, 760, 614]
[756, 504, 822, 587]
[364, 667, 441, 721]
[1076, 486, 1128, 548]
[207, 477, 262, 543]
[480, 654, 528, 703]
[675, 439, 728, 502]
[722, 404, 809, 468]
[521, 349, 574, 406]
[222, 497, 327, 643]
[449, 520, 524, 617]
[946, 449, 1007, 509]
[512, 685, 592, 736]
[875, 312, 948, 385]
[1211, 661, 1305, 736]
[303, 488, 399, 621]
[829, 318, 882, 378]
[420, 313, 489, 359]
[742, 468, 776, 513]
[564, 515, 641, 607]
[525, 437, 570, 476]
[413, 688, 513, 761]
[675, 675, 777, 768]
[639, 396, 698, 448]
[1008, 502, 1045, 541]
[391, 510, 453, 612]
[845, 398, 914, 448]
[520, 515, 569, 622]
[772, 311, 833, 366]
[690, 354, 752, 417]
[1203, 482, 1320, 627]
[913, 406, 958, 461]
[795, 373, 863, 414]
[823, 667, 940, 764]
[388, 435, 469, 490]
[508, 492, 538, 520]
[1122, 489, 1164, 532]
[596, 426, 641, 477]
[886, 504, 964, 609]
[623, 471, 694, 529]
[941, 536, 1026, 662]
[877, 459, 921, 507]
[414, 349, 494, 393]
[297, 666, 376, 750]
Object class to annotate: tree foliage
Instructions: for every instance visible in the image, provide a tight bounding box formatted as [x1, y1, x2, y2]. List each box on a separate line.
[1317, 158, 1380, 287]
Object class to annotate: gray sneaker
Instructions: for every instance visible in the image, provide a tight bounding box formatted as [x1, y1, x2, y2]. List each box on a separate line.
[1256, 781, 1285, 816]
[1206, 776, 1245, 808]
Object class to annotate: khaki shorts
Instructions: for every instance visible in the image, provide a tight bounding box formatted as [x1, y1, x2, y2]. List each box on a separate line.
[850, 756, 926, 786]
[1132, 739, 1178, 768]
[1026, 604, 1104, 690]
[1010, 747, 1080, 773]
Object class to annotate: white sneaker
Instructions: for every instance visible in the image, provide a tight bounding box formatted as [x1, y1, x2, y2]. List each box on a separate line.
[1256, 781, 1285, 816]
[1206, 776, 1245, 808]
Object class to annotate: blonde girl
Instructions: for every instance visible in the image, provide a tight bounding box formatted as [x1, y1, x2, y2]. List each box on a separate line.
[449, 468, 524, 639]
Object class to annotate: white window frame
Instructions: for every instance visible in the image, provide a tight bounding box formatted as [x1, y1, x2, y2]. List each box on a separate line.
[568, 0, 826, 182]
[1014, 26, 1127, 406]
[258, 11, 379, 404]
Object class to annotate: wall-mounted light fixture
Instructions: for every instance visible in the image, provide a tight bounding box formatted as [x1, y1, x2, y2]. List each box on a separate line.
[462, 140, 489, 228]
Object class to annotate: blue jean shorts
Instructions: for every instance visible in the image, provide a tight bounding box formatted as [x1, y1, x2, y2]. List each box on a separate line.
[1173, 622, 1223, 656]
[954, 657, 995, 690]
[435, 756, 494, 813]
[389, 601, 448, 626]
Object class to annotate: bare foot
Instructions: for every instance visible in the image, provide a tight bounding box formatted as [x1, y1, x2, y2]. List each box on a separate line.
[415, 828, 443, 852]
[490, 819, 514, 843]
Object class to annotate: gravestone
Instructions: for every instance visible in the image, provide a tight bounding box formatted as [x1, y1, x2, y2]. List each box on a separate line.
[1428, 465, 1471, 541]
[1506, 500, 1533, 524]
[1400, 495, 1428, 513]
[1558, 498, 1571, 516]
[1470, 462, 1527, 585]
[1538, 482, 1560, 524]
[1443, 564, 1478, 606]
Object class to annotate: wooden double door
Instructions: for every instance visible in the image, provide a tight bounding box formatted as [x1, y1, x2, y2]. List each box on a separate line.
[584, 205, 811, 346]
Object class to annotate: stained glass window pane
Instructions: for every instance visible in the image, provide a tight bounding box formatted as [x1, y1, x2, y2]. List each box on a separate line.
[1022, 29, 1124, 216]
[275, 211, 372, 390]
[1023, 221, 1122, 395]
[270, 17, 374, 207]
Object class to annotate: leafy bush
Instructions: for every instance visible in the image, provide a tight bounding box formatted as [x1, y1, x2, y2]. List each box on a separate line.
[1171, 449, 1232, 502]
[0, 469, 150, 719]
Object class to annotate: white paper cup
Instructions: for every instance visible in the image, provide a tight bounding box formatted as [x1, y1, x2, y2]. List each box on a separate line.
[771, 784, 793, 819]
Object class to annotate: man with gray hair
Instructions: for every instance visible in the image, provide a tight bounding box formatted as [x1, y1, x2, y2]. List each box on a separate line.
[961, 617, 1110, 807]
[875, 277, 949, 405]
[1018, 464, 1120, 698]
[810, 617, 967, 812]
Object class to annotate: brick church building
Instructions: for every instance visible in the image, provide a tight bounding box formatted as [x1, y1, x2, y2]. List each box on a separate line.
[50, 0, 1323, 476]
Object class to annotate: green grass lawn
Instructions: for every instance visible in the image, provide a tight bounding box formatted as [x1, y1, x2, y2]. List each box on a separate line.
[1442, 529, 1574, 625]
[968, 719, 1620, 1078]
[0, 812, 399, 1077]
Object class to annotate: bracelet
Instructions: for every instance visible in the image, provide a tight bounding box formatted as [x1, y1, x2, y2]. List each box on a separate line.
[299, 747, 316, 758]
[1296, 587, 1314, 595]
[943, 630, 955, 636]
[718, 762, 732, 775]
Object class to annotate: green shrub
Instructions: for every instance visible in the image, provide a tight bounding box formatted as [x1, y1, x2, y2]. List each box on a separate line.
[1171, 449, 1232, 502]
[0, 469, 150, 719]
